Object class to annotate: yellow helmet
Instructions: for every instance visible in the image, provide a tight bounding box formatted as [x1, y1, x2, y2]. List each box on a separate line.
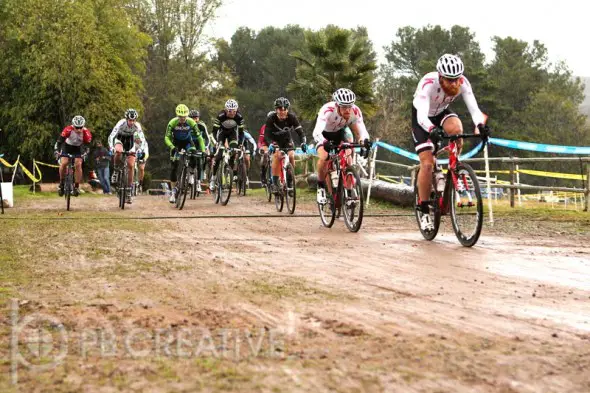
[175, 104, 189, 117]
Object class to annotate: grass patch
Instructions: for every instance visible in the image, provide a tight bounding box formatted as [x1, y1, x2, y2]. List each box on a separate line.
[240, 276, 345, 302]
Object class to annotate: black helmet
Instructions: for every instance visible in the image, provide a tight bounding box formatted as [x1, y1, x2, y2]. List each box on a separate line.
[189, 109, 200, 118]
[274, 97, 290, 109]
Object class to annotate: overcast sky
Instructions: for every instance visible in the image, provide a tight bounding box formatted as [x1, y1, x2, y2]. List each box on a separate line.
[204, 0, 590, 77]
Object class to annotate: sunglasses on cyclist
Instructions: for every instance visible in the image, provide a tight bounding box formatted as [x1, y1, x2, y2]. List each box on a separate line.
[442, 76, 461, 84]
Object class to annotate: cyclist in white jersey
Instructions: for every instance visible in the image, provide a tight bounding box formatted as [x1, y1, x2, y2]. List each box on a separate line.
[412, 53, 489, 231]
[312, 88, 371, 204]
[108, 108, 146, 203]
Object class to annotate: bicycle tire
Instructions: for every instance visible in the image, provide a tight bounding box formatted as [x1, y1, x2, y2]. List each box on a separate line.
[413, 168, 441, 240]
[342, 166, 364, 232]
[285, 163, 296, 214]
[119, 166, 127, 210]
[65, 166, 72, 211]
[219, 162, 233, 206]
[450, 163, 483, 247]
[176, 165, 188, 210]
[274, 182, 284, 212]
[239, 161, 247, 196]
[318, 174, 336, 227]
[265, 164, 273, 202]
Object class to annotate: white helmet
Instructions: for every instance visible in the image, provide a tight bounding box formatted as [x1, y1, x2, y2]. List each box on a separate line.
[332, 88, 356, 106]
[436, 54, 464, 78]
[72, 115, 85, 128]
[225, 99, 238, 110]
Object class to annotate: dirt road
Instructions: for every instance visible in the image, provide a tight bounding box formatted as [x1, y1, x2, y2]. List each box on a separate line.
[2, 191, 589, 392]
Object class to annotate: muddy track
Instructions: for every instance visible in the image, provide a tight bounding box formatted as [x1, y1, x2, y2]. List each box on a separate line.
[2, 192, 589, 392]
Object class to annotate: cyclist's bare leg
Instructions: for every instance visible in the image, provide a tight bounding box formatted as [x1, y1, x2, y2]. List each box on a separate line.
[59, 157, 68, 181]
[316, 145, 330, 192]
[245, 154, 251, 172]
[418, 150, 435, 203]
[442, 116, 463, 154]
[271, 150, 280, 178]
[288, 150, 295, 168]
[127, 155, 136, 185]
[114, 143, 124, 167]
[74, 158, 83, 184]
[138, 162, 146, 183]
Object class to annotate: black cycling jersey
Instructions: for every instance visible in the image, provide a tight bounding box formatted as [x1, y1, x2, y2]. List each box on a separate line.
[264, 112, 305, 145]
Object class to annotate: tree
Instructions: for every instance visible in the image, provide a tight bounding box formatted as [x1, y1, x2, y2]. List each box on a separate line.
[288, 25, 378, 120]
[214, 25, 306, 133]
[0, 0, 150, 160]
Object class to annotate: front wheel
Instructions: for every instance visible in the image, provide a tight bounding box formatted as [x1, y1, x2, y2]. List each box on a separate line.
[342, 166, 364, 232]
[176, 166, 188, 210]
[264, 164, 273, 202]
[318, 173, 336, 227]
[413, 168, 442, 240]
[285, 164, 296, 214]
[118, 169, 127, 210]
[219, 162, 233, 206]
[450, 163, 483, 247]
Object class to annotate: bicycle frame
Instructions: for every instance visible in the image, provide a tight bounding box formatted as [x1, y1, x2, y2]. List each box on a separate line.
[434, 135, 485, 214]
[326, 143, 363, 204]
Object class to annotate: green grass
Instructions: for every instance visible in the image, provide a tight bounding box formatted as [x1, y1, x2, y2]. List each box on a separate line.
[11, 184, 105, 200]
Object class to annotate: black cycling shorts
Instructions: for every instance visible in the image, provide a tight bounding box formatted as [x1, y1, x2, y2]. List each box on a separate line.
[412, 107, 457, 154]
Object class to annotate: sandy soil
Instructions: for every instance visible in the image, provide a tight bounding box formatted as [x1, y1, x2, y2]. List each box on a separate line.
[1, 190, 589, 392]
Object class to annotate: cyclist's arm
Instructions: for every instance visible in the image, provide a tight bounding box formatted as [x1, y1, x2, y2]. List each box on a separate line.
[244, 131, 256, 149]
[164, 119, 176, 149]
[413, 84, 436, 132]
[108, 120, 124, 150]
[55, 127, 69, 151]
[263, 117, 275, 146]
[188, 119, 205, 152]
[257, 125, 267, 148]
[349, 107, 369, 142]
[312, 110, 328, 144]
[460, 77, 486, 126]
[291, 115, 306, 144]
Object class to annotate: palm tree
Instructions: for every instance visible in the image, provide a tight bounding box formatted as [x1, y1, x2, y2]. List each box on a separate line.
[287, 25, 377, 120]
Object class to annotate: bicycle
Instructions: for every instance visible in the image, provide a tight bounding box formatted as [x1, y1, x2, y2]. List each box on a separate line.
[211, 146, 236, 206]
[112, 150, 135, 209]
[269, 146, 297, 214]
[173, 149, 202, 210]
[413, 132, 489, 247]
[60, 152, 85, 211]
[317, 142, 366, 232]
[233, 145, 249, 197]
[261, 150, 274, 203]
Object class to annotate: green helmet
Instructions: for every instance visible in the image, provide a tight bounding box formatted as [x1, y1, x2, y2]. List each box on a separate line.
[175, 104, 189, 117]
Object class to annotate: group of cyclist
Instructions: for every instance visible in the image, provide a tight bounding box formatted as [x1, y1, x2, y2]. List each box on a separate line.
[54, 53, 490, 223]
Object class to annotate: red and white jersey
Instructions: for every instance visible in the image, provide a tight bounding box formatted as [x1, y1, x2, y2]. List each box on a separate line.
[413, 72, 485, 132]
[312, 102, 369, 143]
[61, 125, 92, 146]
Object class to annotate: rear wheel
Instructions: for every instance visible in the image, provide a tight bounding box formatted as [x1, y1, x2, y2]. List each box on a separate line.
[342, 166, 364, 232]
[450, 163, 483, 247]
[413, 168, 441, 240]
